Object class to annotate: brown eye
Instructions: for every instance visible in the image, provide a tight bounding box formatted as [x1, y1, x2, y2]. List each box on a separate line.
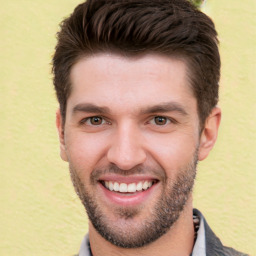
[90, 116, 103, 125]
[80, 116, 110, 127]
[154, 116, 168, 125]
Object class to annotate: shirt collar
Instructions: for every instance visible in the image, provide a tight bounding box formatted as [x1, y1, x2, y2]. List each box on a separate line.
[79, 234, 91, 256]
[191, 211, 206, 256]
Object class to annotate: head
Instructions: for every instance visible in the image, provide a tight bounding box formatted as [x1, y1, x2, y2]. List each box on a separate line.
[53, 0, 220, 128]
[53, 0, 221, 249]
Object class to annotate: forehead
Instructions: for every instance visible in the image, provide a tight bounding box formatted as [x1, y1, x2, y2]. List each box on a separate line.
[68, 53, 196, 114]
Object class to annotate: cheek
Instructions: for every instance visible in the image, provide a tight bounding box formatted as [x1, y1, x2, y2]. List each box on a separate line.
[65, 132, 109, 173]
[146, 133, 198, 175]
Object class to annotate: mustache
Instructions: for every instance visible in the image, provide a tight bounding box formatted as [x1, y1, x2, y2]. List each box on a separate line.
[90, 163, 166, 184]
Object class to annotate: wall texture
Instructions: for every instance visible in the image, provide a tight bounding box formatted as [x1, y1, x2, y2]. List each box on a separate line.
[1, 0, 255, 255]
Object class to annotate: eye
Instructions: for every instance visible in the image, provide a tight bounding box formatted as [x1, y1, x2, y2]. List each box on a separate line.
[81, 116, 107, 126]
[150, 116, 171, 126]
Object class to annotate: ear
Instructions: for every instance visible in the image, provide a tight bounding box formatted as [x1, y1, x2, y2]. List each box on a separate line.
[56, 109, 68, 162]
[198, 107, 221, 161]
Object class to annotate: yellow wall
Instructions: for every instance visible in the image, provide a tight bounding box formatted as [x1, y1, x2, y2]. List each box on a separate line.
[1, 0, 255, 255]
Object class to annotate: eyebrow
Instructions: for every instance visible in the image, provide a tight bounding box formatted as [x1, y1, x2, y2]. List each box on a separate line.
[72, 103, 111, 114]
[140, 102, 188, 116]
[72, 102, 188, 116]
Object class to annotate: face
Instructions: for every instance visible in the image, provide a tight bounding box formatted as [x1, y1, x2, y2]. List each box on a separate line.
[57, 54, 217, 248]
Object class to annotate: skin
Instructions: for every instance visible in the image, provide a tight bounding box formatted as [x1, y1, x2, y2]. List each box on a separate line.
[56, 53, 221, 256]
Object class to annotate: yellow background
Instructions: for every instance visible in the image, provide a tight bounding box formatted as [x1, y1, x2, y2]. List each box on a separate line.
[1, 0, 255, 255]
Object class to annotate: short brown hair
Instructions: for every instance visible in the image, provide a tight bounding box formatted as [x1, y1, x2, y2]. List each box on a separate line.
[52, 0, 220, 126]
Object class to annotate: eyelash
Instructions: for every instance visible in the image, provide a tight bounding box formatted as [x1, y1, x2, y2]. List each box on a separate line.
[147, 116, 176, 126]
[80, 116, 110, 126]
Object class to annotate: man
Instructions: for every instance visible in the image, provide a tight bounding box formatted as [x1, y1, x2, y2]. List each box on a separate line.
[52, 0, 247, 255]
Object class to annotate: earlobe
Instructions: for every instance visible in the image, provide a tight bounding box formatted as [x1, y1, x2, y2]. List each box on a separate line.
[56, 109, 68, 162]
[198, 107, 221, 161]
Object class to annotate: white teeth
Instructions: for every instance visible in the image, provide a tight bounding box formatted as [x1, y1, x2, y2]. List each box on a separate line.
[127, 183, 136, 192]
[119, 183, 128, 192]
[142, 181, 149, 190]
[104, 180, 154, 193]
[136, 182, 143, 191]
[109, 182, 114, 191]
[113, 182, 119, 191]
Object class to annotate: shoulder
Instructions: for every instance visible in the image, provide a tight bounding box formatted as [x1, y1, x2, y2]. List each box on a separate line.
[193, 209, 249, 256]
[223, 246, 249, 256]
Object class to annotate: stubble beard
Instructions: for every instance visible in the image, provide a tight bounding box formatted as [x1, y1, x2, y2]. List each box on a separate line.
[68, 152, 198, 248]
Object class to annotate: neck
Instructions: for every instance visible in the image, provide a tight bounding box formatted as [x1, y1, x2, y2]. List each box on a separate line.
[89, 197, 194, 256]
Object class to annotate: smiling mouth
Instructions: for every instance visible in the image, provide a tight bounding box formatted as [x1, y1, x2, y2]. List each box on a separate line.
[99, 180, 158, 193]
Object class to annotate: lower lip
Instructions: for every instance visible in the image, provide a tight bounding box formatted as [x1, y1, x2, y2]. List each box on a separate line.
[98, 182, 159, 207]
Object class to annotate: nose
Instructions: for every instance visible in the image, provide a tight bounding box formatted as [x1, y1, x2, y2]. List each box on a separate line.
[107, 123, 147, 170]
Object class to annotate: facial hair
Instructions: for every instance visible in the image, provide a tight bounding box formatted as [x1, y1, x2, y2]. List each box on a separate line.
[68, 151, 198, 248]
